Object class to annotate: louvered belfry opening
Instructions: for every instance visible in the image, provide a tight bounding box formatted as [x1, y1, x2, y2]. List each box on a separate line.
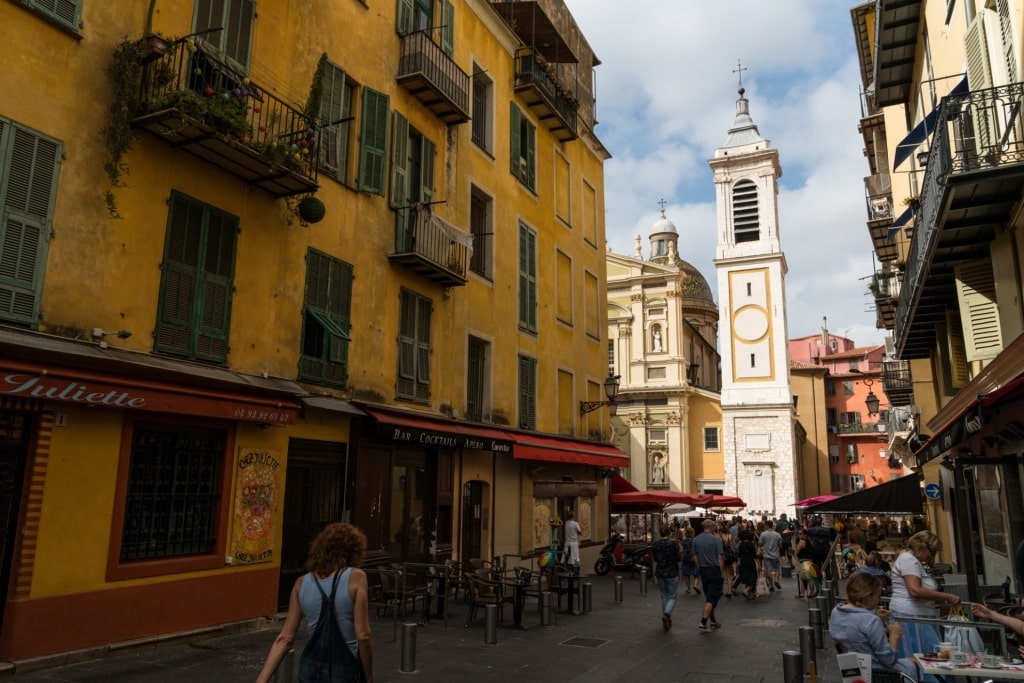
[732, 179, 760, 243]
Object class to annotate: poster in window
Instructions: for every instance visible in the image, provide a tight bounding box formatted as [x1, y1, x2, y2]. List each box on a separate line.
[230, 447, 282, 564]
[976, 466, 1007, 555]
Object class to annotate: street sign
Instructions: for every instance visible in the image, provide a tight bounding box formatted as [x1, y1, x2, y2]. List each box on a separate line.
[924, 483, 942, 499]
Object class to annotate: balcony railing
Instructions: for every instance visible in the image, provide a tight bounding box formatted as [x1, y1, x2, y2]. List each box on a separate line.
[865, 191, 893, 223]
[896, 81, 1024, 348]
[390, 206, 471, 287]
[881, 360, 913, 406]
[133, 41, 318, 197]
[513, 48, 577, 142]
[396, 31, 470, 125]
[834, 422, 884, 435]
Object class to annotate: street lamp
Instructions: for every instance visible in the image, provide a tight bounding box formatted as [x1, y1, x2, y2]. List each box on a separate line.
[580, 372, 621, 415]
[864, 379, 880, 416]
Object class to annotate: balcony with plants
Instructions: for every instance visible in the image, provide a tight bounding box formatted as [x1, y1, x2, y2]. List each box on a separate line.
[390, 204, 471, 287]
[108, 36, 320, 210]
[868, 266, 900, 330]
[895, 81, 1024, 358]
[513, 48, 578, 142]
[396, 31, 470, 125]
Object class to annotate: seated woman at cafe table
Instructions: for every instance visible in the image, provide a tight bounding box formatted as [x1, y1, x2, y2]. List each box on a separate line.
[830, 572, 920, 681]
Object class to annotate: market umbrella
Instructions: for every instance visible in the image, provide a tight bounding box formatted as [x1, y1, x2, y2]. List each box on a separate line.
[793, 495, 839, 507]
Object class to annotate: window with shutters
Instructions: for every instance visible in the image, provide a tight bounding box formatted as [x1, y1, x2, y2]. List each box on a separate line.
[396, 0, 454, 55]
[518, 354, 537, 430]
[0, 118, 60, 326]
[466, 336, 489, 422]
[16, 0, 81, 31]
[319, 63, 356, 184]
[732, 179, 759, 243]
[510, 104, 536, 191]
[470, 186, 493, 279]
[358, 88, 390, 195]
[193, 0, 255, 71]
[397, 289, 432, 402]
[518, 222, 537, 332]
[299, 249, 353, 387]
[390, 112, 436, 250]
[556, 249, 572, 325]
[154, 192, 238, 364]
[471, 67, 493, 152]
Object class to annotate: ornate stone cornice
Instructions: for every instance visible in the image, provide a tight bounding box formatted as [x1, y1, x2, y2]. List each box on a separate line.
[630, 293, 644, 303]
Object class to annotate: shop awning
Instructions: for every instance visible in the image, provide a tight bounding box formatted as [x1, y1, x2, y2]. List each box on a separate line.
[505, 432, 628, 468]
[609, 473, 639, 494]
[887, 207, 914, 241]
[892, 76, 968, 169]
[301, 395, 365, 415]
[803, 474, 922, 515]
[360, 406, 513, 452]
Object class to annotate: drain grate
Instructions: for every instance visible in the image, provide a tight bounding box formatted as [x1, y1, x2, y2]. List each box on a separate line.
[561, 637, 609, 648]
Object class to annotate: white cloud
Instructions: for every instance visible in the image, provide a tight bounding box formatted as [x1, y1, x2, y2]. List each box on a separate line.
[566, 0, 886, 346]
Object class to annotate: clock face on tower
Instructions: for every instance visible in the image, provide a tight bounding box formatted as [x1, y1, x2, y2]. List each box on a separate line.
[734, 305, 769, 342]
[729, 269, 774, 381]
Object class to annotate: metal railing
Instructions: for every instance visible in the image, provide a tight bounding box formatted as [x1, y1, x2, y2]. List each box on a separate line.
[394, 207, 471, 280]
[514, 48, 578, 134]
[896, 81, 1024, 347]
[865, 191, 893, 223]
[397, 31, 470, 120]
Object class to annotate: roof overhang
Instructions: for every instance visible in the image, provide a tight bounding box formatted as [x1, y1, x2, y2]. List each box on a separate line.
[873, 0, 922, 107]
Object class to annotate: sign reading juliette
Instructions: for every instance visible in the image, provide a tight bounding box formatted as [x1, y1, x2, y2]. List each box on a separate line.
[230, 447, 281, 564]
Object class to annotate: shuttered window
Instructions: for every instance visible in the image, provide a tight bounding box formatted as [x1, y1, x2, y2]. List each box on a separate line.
[510, 103, 536, 190]
[154, 192, 237, 363]
[299, 249, 353, 387]
[518, 355, 537, 430]
[518, 222, 537, 332]
[19, 0, 81, 30]
[0, 118, 60, 325]
[359, 89, 390, 195]
[194, 0, 255, 70]
[318, 63, 353, 182]
[397, 289, 432, 402]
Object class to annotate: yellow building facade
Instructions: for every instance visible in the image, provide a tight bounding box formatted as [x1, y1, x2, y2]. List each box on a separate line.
[0, 0, 619, 660]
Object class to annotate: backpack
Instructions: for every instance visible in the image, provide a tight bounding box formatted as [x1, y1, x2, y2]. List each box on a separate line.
[808, 528, 832, 557]
[681, 538, 694, 564]
[298, 569, 365, 683]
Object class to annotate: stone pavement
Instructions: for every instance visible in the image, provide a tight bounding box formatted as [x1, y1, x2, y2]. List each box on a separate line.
[1, 573, 844, 682]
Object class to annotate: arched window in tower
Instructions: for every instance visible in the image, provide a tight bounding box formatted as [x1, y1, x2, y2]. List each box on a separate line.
[656, 239, 665, 256]
[732, 179, 760, 243]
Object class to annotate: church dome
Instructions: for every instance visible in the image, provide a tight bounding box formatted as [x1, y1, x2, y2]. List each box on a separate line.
[677, 259, 714, 302]
[650, 208, 677, 235]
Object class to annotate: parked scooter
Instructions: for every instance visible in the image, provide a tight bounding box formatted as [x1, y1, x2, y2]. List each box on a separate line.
[593, 533, 652, 576]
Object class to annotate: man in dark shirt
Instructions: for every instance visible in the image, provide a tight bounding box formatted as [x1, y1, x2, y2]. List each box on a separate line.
[692, 518, 725, 633]
[651, 522, 682, 631]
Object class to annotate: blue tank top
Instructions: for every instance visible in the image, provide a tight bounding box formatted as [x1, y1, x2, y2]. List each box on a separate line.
[298, 568, 358, 656]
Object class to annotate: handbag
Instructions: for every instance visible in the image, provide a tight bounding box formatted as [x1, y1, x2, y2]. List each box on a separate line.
[943, 603, 986, 654]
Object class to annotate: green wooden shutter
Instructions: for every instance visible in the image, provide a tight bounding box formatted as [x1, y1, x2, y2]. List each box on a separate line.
[29, 0, 80, 28]
[398, 290, 417, 397]
[194, 0, 221, 49]
[390, 112, 410, 208]
[420, 135, 435, 206]
[955, 258, 1003, 362]
[319, 64, 347, 178]
[224, 0, 255, 68]
[415, 294, 431, 400]
[156, 195, 202, 355]
[396, 0, 415, 35]
[359, 89, 390, 195]
[0, 122, 60, 324]
[518, 356, 536, 429]
[195, 209, 237, 362]
[525, 121, 536, 189]
[440, 0, 455, 57]
[510, 103, 522, 176]
[518, 224, 537, 331]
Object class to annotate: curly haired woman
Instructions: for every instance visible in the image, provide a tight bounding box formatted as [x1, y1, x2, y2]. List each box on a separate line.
[257, 522, 374, 683]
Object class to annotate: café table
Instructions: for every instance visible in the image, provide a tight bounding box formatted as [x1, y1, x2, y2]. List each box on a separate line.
[918, 655, 1024, 681]
[562, 570, 581, 615]
[502, 568, 536, 628]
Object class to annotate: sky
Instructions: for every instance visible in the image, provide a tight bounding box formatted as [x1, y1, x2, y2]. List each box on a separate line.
[564, 0, 887, 348]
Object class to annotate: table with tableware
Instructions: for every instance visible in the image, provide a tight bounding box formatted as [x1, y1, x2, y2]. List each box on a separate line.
[917, 653, 1024, 680]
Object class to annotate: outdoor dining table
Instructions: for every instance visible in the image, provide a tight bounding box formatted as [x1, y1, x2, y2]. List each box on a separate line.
[919, 657, 1024, 681]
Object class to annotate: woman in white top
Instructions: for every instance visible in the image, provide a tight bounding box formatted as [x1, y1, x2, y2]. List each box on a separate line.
[889, 530, 959, 680]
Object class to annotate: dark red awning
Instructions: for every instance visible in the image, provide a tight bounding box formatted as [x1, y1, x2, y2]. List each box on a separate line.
[361, 406, 514, 452]
[504, 432, 629, 468]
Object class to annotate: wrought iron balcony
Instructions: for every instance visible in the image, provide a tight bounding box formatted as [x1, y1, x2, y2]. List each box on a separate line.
[881, 360, 913, 406]
[863, 174, 899, 263]
[513, 48, 578, 142]
[132, 42, 318, 197]
[869, 268, 900, 330]
[396, 31, 470, 125]
[391, 205, 471, 287]
[895, 81, 1024, 358]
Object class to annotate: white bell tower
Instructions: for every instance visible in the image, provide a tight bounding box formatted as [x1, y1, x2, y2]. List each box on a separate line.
[709, 81, 796, 516]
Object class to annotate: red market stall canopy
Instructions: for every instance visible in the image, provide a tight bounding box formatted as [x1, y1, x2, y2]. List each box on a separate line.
[794, 495, 839, 507]
[802, 474, 922, 515]
[609, 475, 746, 512]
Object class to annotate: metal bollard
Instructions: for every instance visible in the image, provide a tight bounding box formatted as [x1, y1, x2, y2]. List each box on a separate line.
[782, 650, 803, 683]
[639, 567, 649, 595]
[799, 625, 816, 671]
[808, 607, 824, 649]
[816, 594, 831, 627]
[582, 582, 592, 613]
[614, 576, 624, 602]
[484, 604, 498, 644]
[540, 591, 553, 625]
[401, 623, 417, 672]
[272, 648, 296, 682]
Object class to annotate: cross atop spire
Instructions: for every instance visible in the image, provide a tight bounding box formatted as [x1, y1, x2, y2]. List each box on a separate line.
[733, 59, 748, 93]
[658, 197, 667, 211]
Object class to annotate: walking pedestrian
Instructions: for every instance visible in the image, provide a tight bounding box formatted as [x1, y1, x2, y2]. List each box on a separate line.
[693, 518, 726, 633]
[718, 521, 737, 598]
[563, 510, 582, 572]
[256, 522, 374, 683]
[651, 522, 682, 631]
[759, 522, 783, 593]
[735, 528, 759, 600]
[680, 526, 701, 595]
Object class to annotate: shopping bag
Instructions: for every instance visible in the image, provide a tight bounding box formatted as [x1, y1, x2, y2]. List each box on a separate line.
[943, 604, 986, 653]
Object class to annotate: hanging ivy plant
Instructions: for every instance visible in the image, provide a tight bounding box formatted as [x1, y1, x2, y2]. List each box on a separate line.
[101, 38, 147, 218]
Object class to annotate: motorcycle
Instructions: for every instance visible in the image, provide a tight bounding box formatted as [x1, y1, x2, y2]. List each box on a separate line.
[593, 533, 653, 576]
